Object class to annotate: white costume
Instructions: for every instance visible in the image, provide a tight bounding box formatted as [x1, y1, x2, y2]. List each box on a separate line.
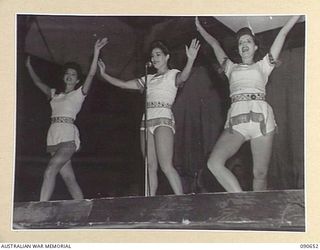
[47, 87, 86, 152]
[137, 69, 180, 134]
[224, 54, 277, 140]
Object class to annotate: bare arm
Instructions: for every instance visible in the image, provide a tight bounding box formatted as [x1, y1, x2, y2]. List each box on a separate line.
[82, 38, 108, 95]
[195, 16, 228, 65]
[98, 59, 140, 90]
[26, 56, 51, 98]
[176, 38, 201, 87]
[270, 15, 301, 61]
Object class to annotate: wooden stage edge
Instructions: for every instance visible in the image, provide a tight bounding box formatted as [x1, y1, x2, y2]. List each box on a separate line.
[13, 189, 305, 231]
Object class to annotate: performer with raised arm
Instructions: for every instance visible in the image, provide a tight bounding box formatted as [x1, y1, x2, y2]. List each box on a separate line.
[98, 39, 200, 196]
[26, 38, 108, 201]
[195, 16, 301, 192]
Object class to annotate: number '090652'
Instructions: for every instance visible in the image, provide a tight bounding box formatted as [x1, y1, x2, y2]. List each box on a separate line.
[300, 244, 319, 248]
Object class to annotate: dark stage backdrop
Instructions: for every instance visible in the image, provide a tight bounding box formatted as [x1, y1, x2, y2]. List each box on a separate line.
[14, 16, 305, 201]
[267, 47, 305, 190]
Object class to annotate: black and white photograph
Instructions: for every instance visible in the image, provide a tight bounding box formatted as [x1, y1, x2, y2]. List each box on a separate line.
[13, 14, 305, 231]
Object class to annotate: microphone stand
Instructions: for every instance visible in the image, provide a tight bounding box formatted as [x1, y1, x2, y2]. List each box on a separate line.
[144, 63, 151, 197]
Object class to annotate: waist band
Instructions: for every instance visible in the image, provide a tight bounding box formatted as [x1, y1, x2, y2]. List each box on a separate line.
[51, 116, 74, 124]
[147, 101, 172, 109]
[231, 93, 265, 103]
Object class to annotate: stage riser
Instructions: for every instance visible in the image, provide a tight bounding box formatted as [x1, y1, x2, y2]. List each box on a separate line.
[13, 190, 305, 231]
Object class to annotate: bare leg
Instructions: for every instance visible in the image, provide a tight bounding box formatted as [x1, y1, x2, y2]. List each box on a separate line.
[140, 130, 158, 196]
[250, 132, 274, 191]
[59, 160, 84, 200]
[154, 126, 183, 195]
[40, 146, 75, 201]
[207, 130, 245, 192]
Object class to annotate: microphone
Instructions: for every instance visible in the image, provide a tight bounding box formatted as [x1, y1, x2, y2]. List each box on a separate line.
[145, 61, 153, 68]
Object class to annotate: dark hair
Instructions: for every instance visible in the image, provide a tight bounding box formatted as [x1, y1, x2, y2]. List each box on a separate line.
[148, 40, 171, 69]
[149, 40, 171, 56]
[61, 62, 83, 91]
[236, 27, 264, 62]
[236, 27, 259, 47]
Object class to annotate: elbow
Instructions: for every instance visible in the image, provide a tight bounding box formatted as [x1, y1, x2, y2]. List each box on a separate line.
[177, 78, 187, 87]
[180, 71, 191, 83]
[180, 77, 188, 83]
[112, 81, 126, 89]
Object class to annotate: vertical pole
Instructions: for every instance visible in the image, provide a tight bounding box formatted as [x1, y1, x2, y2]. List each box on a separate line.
[144, 65, 150, 196]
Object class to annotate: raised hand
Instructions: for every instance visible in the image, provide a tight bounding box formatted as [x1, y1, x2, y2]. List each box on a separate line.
[25, 55, 51, 97]
[270, 15, 302, 62]
[82, 38, 109, 94]
[98, 59, 106, 74]
[185, 38, 201, 61]
[94, 37, 108, 54]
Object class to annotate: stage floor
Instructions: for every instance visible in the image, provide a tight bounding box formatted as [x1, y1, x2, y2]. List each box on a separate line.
[13, 189, 305, 231]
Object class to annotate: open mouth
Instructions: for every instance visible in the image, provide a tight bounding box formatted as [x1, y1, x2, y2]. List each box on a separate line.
[65, 78, 75, 84]
[242, 46, 249, 53]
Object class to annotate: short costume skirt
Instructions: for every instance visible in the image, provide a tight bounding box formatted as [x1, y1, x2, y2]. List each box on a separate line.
[224, 93, 277, 140]
[140, 101, 175, 134]
[46, 117, 80, 153]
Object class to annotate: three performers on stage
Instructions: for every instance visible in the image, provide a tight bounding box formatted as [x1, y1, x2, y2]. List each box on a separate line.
[26, 16, 301, 200]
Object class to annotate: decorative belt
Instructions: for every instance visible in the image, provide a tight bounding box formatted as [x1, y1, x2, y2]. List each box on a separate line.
[51, 116, 74, 124]
[231, 93, 265, 103]
[147, 101, 172, 109]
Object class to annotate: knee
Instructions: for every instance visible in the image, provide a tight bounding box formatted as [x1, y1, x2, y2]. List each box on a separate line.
[43, 166, 59, 180]
[148, 160, 158, 173]
[158, 161, 173, 174]
[207, 154, 225, 175]
[61, 173, 76, 185]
